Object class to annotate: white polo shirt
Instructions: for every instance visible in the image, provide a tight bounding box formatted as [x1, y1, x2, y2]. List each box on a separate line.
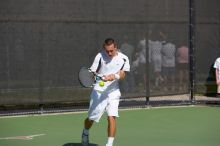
[90, 50, 130, 92]
[214, 57, 220, 79]
[161, 42, 176, 67]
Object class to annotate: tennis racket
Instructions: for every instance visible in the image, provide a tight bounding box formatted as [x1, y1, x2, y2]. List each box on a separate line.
[78, 67, 103, 88]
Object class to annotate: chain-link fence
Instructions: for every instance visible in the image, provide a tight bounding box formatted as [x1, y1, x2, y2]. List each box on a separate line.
[0, 0, 220, 114]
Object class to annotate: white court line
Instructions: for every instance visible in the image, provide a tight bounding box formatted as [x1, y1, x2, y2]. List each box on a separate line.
[0, 134, 45, 140]
[0, 110, 88, 119]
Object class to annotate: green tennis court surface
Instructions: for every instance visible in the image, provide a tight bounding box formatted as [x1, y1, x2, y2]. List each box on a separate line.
[0, 106, 220, 146]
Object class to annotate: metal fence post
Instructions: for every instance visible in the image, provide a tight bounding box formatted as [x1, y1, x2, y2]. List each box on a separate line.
[189, 0, 196, 103]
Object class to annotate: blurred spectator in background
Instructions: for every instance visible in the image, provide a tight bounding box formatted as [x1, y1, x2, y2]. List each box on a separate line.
[177, 45, 189, 91]
[120, 35, 135, 66]
[161, 39, 176, 91]
[120, 35, 135, 92]
[131, 33, 147, 90]
[149, 31, 165, 88]
[214, 57, 220, 97]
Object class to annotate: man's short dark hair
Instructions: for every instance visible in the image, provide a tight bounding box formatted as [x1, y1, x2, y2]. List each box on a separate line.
[103, 38, 117, 47]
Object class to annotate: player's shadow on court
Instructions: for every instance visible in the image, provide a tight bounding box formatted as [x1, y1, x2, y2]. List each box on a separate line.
[63, 143, 99, 146]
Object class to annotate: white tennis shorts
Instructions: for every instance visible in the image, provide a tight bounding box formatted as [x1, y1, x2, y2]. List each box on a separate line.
[88, 89, 121, 122]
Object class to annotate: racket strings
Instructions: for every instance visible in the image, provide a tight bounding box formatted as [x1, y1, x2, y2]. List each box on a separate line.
[79, 68, 96, 88]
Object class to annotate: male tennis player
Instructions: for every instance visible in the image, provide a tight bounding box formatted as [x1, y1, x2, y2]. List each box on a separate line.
[81, 38, 130, 146]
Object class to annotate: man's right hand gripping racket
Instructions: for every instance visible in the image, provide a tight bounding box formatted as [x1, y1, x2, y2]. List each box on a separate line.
[78, 67, 103, 88]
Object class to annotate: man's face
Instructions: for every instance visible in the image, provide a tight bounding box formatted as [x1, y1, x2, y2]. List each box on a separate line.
[104, 43, 117, 58]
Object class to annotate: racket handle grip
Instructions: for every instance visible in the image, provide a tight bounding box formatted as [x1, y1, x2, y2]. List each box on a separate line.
[96, 76, 105, 81]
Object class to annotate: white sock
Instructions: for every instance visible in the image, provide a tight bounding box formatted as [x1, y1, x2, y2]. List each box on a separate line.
[83, 128, 89, 135]
[106, 137, 114, 145]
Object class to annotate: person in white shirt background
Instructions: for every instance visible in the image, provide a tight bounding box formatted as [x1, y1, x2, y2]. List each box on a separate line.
[214, 57, 220, 96]
[161, 38, 176, 91]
